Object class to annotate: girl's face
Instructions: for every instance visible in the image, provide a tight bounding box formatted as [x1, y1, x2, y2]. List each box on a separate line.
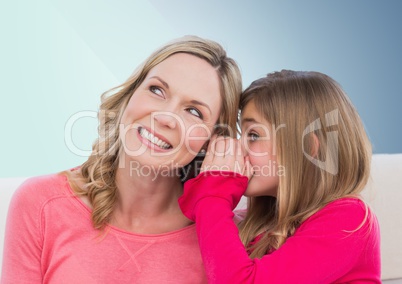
[120, 53, 222, 169]
[241, 100, 279, 197]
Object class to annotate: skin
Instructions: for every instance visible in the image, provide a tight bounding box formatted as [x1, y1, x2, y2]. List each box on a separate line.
[201, 100, 279, 197]
[119, 55, 222, 169]
[113, 53, 222, 234]
[240, 100, 279, 197]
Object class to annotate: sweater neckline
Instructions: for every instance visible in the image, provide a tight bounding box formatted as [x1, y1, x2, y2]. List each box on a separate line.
[61, 172, 197, 239]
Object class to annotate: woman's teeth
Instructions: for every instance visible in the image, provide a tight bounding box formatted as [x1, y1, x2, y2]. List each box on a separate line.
[139, 127, 172, 149]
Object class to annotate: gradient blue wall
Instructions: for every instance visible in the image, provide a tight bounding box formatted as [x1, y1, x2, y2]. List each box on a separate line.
[1, 0, 401, 177]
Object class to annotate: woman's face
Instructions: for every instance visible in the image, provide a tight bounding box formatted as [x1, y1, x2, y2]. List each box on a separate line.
[120, 53, 222, 170]
[240, 100, 279, 197]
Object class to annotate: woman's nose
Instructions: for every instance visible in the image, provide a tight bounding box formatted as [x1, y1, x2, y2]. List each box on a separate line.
[152, 111, 178, 129]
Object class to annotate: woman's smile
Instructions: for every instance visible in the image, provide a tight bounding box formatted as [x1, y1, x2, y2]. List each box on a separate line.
[137, 126, 173, 151]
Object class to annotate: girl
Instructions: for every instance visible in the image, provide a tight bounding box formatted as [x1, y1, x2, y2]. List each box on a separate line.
[179, 70, 381, 283]
[2, 36, 242, 283]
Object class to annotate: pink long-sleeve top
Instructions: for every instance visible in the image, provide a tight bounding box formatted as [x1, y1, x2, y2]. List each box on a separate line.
[179, 171, 381, 284]
[1, 173, 207, 283]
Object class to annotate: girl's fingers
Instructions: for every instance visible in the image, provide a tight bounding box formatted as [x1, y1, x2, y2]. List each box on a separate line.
[200, 136, 250, 177]
[200, 135, 221, 172]
[232, 139, 244, 171]
[243, 156, 254, 179]
[212, 136, 227, 162]
[235, 140, 252, 177]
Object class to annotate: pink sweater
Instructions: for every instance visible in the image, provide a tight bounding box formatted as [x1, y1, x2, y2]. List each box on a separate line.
[179, 172, 381, 283]
[1, 173, 207, 283]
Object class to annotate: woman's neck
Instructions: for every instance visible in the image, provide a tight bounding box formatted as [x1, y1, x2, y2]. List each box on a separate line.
[111, 160, 192, 234]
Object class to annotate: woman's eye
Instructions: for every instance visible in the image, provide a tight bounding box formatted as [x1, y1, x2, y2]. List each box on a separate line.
[248, 132, 259, 142]
[187, 107, 203, 119]
[150, 86, 164, 98]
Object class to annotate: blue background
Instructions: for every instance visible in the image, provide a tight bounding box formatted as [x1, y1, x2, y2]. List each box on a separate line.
[1, 0, 401, 178]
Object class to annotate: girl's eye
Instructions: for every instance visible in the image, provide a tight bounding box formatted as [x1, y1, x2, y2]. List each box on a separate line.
[248, 132, 259, 142]
[187, 107, 203, 119]
[150, 86, 164, 98]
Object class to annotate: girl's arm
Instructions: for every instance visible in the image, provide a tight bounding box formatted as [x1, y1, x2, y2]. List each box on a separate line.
[1, 179, 44, 283]
[179, 173, 379, 283]
[179, 138, 380, 283]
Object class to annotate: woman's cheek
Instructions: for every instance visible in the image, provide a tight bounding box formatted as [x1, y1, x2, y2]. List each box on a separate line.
[185, 123, 211, 154]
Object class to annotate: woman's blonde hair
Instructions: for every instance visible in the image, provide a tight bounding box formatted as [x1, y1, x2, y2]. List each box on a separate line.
[66, 35, 242, 230]
[238, 70, 372, 258]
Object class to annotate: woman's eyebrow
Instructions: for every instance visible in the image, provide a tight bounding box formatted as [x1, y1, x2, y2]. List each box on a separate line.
[149, 76, 169, 89]
[190, 100, 211, 114]
[149, 76, 211, 115]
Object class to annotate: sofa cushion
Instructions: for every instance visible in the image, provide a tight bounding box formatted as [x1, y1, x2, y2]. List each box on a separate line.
[362, 154, 402, 280]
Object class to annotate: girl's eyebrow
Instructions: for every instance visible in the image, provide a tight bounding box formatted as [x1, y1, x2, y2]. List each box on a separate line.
[241, 117, 259, 125]
[149, 76, 169, 89]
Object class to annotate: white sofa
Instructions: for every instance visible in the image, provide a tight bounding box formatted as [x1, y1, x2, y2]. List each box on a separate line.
[1, 154, 402, 282]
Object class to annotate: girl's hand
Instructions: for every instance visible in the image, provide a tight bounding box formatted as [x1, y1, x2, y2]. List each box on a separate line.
[179, 135, 250, 220]
[200, 135, 253, 179]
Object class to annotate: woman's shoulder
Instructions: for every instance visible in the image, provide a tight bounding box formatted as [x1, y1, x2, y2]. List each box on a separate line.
[6, 171, 77, 233]
[12, 171, 73, 208]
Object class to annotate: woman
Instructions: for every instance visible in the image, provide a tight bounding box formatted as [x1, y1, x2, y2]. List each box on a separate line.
[2, 36, 242, 283]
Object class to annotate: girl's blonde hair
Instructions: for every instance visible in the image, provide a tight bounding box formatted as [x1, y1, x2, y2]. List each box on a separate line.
[66, 35, 242, 230]
[238, 70, 372, 258]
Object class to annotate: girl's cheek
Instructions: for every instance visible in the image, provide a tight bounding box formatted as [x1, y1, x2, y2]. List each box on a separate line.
[244, 143, 256, 157]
